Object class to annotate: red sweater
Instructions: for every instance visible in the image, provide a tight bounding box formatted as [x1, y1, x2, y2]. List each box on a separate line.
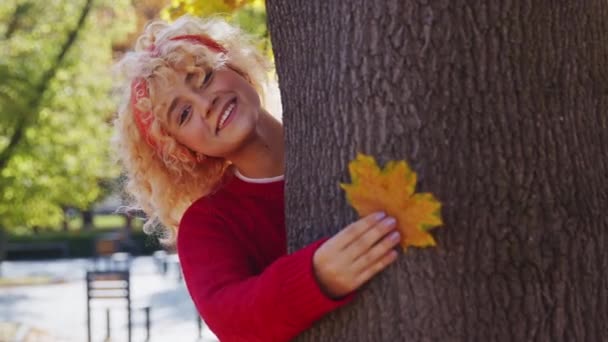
[177, 173, 354, 342]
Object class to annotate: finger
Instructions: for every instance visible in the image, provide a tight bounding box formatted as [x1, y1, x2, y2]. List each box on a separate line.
[350, 230, 401, 273]
[343, 216, 397, 260]
[331, 212, 387, 250]
[353, 249, 399, 288]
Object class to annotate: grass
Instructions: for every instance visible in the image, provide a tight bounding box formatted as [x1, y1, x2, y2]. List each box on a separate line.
[65, 214, 132, 231]
[94, 214, 128, 229]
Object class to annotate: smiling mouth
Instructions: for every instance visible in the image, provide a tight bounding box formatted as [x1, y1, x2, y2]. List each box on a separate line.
[216, 98, 237, 134]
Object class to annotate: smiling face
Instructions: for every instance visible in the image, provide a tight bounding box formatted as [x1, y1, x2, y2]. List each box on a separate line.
[151, 66, 262, 159]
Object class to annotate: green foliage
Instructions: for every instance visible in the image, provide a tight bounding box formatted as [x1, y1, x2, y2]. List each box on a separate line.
[231, 0, 270, 56]
[0, 0, 136, 231]
[162, 0, 250, 20]
[161, 0, 272, 58]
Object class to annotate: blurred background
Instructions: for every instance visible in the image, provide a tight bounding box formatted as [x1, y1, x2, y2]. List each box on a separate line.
[0, 0, 269, 341]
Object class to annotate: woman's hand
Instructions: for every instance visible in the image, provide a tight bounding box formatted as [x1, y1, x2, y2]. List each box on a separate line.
[313, 212, 401, 299]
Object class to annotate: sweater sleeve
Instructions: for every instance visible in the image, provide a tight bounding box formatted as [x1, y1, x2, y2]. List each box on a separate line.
[177, 210, 355, 342]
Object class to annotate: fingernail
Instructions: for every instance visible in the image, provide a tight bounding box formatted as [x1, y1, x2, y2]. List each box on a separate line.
[384, 217, 397, 226]
[390, 231, 400, 240]
[374, 212, 386, 220]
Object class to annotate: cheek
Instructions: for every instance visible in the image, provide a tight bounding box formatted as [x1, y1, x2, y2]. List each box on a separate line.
[242, 82, 261, 106]
[225, 73, 260, 105]
[179, 121, 210, 146]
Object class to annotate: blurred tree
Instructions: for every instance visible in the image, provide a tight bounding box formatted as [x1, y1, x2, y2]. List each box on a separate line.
[112, 0, 169, 53]
[0, 0, 134, 231]
[162, 0, 251, 20]
[161, 0, 271, 57]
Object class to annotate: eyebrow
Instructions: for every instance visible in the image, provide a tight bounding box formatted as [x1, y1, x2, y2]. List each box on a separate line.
[165, 73, 194, 125]
[165, 98, 180, 125]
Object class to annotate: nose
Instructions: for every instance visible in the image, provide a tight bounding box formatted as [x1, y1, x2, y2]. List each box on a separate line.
[190, 90, 218, 119]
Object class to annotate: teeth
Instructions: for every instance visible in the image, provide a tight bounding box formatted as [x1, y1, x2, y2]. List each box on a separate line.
[218, 102, 235, 129]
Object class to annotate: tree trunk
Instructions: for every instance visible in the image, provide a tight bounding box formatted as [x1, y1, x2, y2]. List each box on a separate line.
[124, 213, 133, 235]
[0, 226, 6, 276]
[62, 206, 70, 232]
[82, 210, 94, 232]
[267, 1, 608, 341]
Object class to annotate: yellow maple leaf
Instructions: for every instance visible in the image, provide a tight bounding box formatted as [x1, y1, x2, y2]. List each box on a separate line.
[340, 153, 443, 250]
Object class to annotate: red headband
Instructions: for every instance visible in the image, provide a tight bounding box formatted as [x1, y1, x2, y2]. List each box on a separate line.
[130, 35, 227, 161]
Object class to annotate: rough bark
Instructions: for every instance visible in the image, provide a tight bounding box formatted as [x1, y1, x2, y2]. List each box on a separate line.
[267, 1, 608, 341]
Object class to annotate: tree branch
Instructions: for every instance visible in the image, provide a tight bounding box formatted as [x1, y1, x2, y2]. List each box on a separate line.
[0, 0, 94, 171]
[4, 2, 33, 40]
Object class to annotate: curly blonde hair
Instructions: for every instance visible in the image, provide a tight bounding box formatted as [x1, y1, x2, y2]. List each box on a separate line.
[113, 16, 273, 242]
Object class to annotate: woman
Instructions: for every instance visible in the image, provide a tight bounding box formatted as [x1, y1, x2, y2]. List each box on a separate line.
[114, 15, 401, 341]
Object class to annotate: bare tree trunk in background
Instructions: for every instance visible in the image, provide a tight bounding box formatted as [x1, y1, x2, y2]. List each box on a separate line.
[62, 206, 70, 232]
[267, 1, 608, 341]
[0, 226, 6, 275]
[82, 210, 94, 232]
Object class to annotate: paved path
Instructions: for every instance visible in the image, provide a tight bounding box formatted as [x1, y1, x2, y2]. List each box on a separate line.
[0, 257, 219, 342]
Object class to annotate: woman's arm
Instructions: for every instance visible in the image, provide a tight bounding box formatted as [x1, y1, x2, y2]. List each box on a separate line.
[178, 212, 399, 342]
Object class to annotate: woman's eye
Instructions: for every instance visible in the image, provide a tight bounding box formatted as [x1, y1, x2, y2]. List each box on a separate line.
[202, 71, 213, 86]
[178, 105, 191, 125]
